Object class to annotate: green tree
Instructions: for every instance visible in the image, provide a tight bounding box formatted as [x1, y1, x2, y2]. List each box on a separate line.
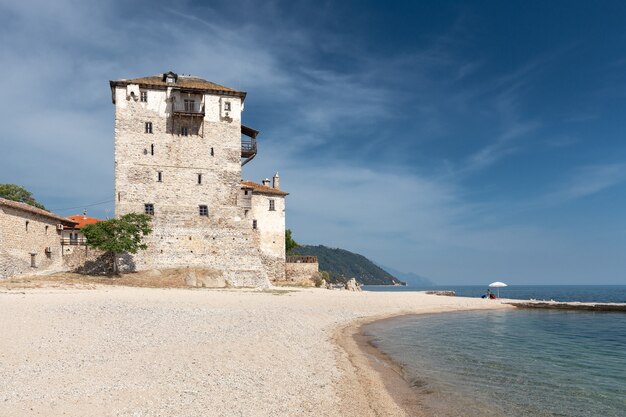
[81, 213, 153, 275]
[285, 229, 300, 254]
[0, 184, 46, 210]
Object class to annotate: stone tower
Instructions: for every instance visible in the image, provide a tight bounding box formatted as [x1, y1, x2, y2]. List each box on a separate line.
[109, 72, 270, 287]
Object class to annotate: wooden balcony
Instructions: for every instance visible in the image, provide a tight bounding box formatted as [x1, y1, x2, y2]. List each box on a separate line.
[172, 101, 205, 116]
[241, 125, 258, 166]
[241, 137, 257, 158]
[61, 237, 87, 246]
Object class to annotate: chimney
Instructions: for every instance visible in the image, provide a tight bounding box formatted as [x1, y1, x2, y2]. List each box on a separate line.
[272, 172, 280, 190]
[262, 178, 271, 187]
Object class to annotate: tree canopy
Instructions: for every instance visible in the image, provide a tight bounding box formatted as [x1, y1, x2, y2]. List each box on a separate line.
[0, 184, 46, 210]
[81, 213, 153, 274]
[285, 229, 299, 254]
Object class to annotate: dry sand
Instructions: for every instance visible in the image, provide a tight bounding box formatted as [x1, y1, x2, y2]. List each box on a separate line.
[0, 285, 512, 416]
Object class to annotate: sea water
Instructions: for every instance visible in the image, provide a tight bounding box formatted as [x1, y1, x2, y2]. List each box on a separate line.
[363, 285, 626, 303]
[364, 309, 626, 417]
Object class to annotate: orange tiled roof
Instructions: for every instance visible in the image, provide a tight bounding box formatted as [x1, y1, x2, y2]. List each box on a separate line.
[66, 215, 103, 229]
[110, 72, 246, 98]
[0, 198, 77, 225]
[241, 181, 289, 196]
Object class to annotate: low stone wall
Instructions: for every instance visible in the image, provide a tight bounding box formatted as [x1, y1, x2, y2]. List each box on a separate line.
[62, 248, 138, 275]
[284, 262, 319, 285]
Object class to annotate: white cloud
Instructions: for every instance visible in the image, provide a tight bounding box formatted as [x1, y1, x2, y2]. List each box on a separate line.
[556, 163, 626, 201]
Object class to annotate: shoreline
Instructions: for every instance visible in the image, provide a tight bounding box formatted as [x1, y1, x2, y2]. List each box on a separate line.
[334, 315, 423, 416]
[333, 307, 514, 417]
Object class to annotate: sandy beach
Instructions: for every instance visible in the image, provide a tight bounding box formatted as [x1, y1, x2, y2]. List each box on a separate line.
[0, 285, 512, 416]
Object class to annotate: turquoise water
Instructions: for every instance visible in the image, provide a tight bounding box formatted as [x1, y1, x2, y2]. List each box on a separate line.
[364, 285, 626, 303]
[364, 310, 626, 417]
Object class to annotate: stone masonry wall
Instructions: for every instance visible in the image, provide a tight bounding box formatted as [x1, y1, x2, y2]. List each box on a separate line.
[113, 84, 269, 287]
[284, 262, 319, 284]
[260, 254, 286, 282]
[0, 206, 64, 279]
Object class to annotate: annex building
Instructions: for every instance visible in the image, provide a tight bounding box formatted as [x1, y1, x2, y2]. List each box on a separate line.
[0, 198, 76, 279]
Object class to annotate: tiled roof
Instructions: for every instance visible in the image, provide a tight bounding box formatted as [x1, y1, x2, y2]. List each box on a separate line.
[110, 72, 246, 98]
[241, 181, 289, 196]
[0, 198, 77, 225]
[66, 214, 103, 229]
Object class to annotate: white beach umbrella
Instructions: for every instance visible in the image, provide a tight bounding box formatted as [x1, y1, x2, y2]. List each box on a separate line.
[488, 281, 508, 298]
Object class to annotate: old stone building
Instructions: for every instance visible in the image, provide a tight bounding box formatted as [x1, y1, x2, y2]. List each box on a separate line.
[0, 198, 76, 279]
[109, 72, 288, 286]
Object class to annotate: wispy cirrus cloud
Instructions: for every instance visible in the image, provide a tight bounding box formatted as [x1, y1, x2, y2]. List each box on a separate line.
[554, 163, 626, 201]
[462, 120, 541, 173]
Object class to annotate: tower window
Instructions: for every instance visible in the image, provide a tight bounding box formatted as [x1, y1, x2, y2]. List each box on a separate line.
[197, 173, 202, 185]
[151, 144, 154, 155]
[25, 221, 29, 231]
[199, 205, 208, 216]
[224, 101, 231, 111]
[252, 219, 257, 229]
[210, 147, 214, 156]
[269, 200, 275, 211]
[144, 203, 154, 215]
[145, 122, 153, 134]
[181, 126, 188, 136]
[157, 171, 162, 182]
[140, 91, 148, 102]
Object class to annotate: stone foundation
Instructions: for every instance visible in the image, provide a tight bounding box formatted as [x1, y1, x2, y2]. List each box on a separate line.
[261, 254, 286, 282]
[284, 261, 319, 285]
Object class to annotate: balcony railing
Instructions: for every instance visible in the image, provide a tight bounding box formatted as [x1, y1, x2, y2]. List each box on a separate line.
[61, 238, 88, 246]
[172, 102, 205, 115]
[286, 256, 318, 264]
[241, 137, 257, 158]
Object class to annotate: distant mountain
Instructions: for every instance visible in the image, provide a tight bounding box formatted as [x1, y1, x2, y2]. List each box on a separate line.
[289, 245, 403, 285]
[382, 266, 434, 287]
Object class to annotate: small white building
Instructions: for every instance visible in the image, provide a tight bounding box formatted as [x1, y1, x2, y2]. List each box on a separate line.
[61, 213, 103, 253]
[241, 173, 288, 280]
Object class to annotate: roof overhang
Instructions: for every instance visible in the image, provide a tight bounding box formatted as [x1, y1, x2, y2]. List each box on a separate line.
[0, 198, 78, 226]
[241, 125, 259, 138]
[109, 80, 247, 104]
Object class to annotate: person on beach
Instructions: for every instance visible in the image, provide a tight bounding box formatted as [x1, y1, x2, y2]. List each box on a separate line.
[483, 289, 494, 299]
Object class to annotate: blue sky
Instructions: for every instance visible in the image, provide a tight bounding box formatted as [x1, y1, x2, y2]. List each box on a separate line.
[1, 0, 626, 285]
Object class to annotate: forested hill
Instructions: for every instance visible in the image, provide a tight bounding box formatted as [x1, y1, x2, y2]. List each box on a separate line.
[289, 245, 404, 285]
